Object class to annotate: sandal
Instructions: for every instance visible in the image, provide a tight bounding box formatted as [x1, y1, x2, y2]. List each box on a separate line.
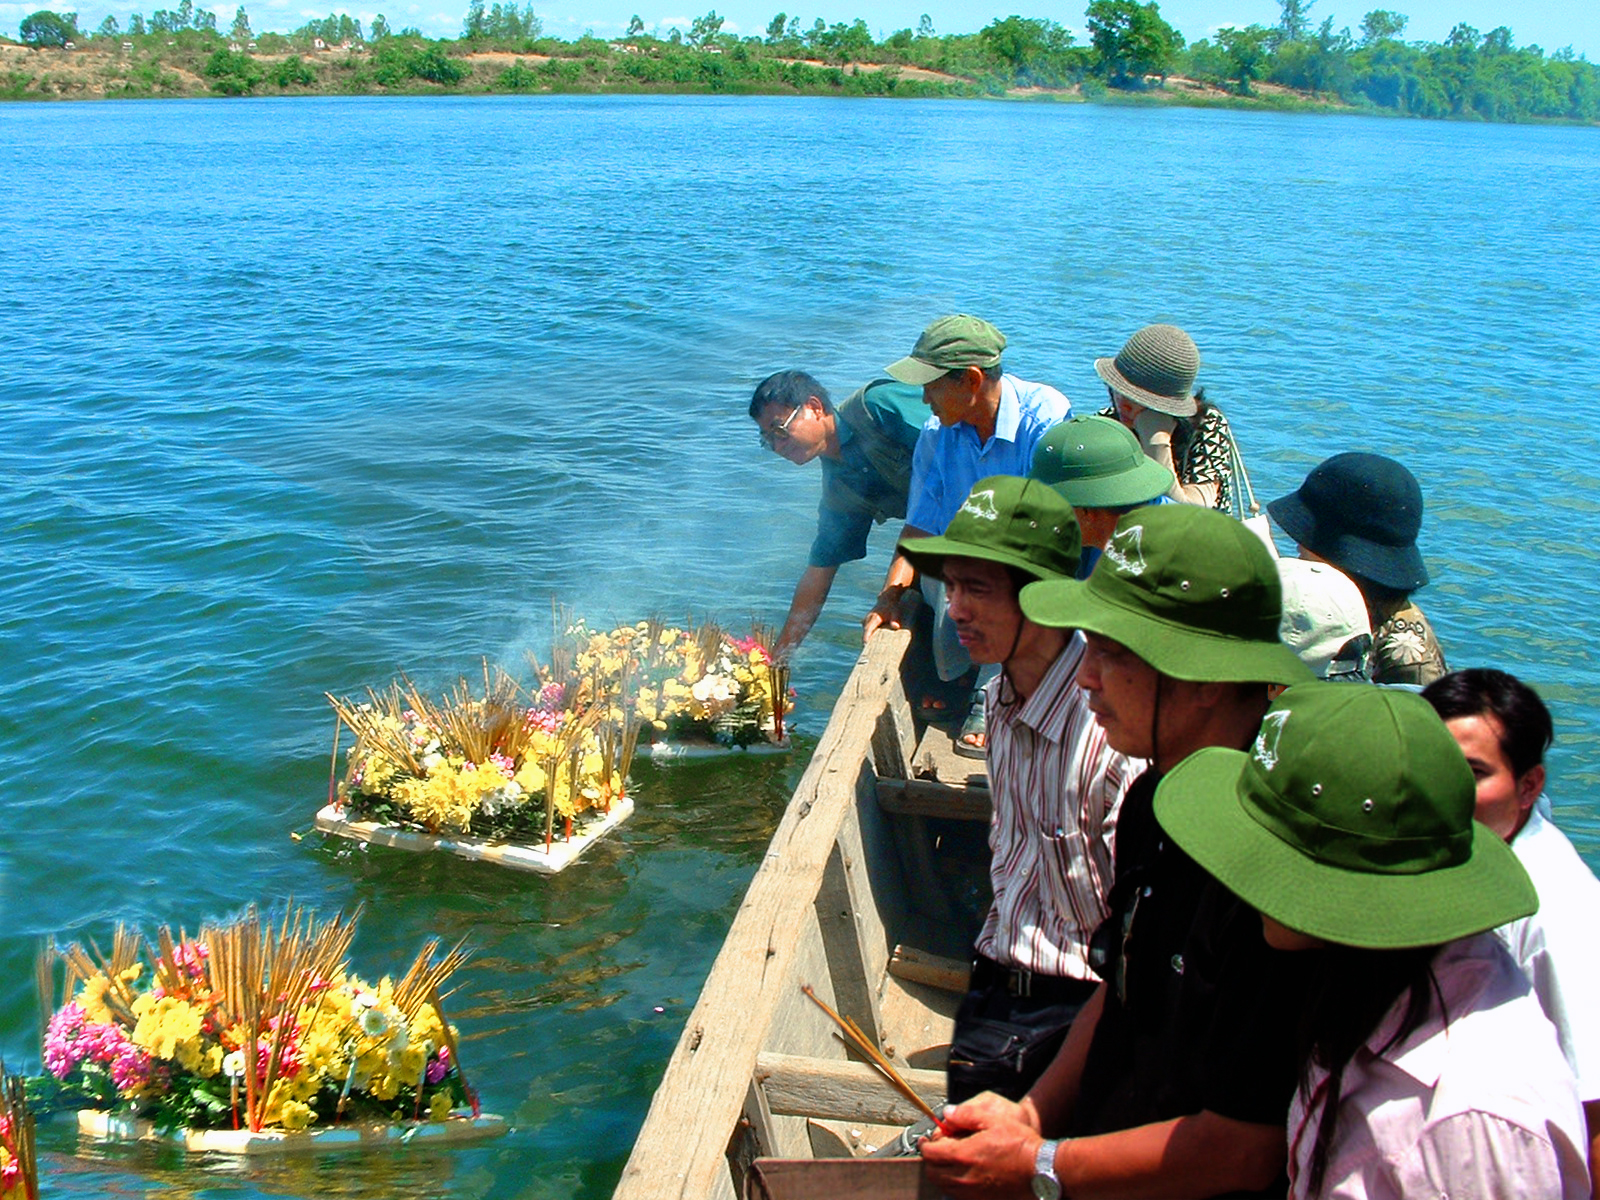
[954, 693, 987, 759]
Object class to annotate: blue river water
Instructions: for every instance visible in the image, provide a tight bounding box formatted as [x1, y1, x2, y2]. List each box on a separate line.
[1, 94, 1597, 1197]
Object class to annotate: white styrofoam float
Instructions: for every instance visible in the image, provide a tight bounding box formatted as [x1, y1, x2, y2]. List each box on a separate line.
[78, 1108, 507, 1154]
[644, 736, 791, 761]
[314, 795, 634, 875]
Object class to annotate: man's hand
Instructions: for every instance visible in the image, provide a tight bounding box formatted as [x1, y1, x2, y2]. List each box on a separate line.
[921, 1093, 1044, 1199]
[862, 584, 908, 640]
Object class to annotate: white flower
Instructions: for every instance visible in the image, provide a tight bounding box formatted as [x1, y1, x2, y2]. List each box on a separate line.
[352, 990, 379, 1011]
[360, 1006, 391, 1037]
[421, 752, 444, 772]
[222, 1050, 248, 1079]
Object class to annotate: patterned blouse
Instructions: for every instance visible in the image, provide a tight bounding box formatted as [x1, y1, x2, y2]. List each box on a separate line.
[1098, 403, 1238, 512]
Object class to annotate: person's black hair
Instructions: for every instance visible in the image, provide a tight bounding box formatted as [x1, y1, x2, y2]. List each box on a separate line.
[1421, 668, 1553, 778]
[1294, 945, 1444, 1195]
[749, 370, 831, 420]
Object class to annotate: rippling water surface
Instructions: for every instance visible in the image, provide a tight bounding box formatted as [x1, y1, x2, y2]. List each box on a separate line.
[1, 94, 1597, 1197]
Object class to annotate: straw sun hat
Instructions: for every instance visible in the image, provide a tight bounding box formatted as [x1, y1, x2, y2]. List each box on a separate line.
[1094, 324, 1201, 418]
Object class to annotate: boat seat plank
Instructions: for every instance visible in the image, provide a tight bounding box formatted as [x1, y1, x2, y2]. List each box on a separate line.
[755, 1051, 945, 1126]
[887, 945, 971, 994]
[912, 724, 990, 790]
[875, 778, 991, 823]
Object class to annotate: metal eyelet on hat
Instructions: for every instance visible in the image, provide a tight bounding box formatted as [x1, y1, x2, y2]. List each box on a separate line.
[1311, 783, 1322, 796]
[1180, 581, 1190, 591]
[1029, 521, 1037, 528]
[1220, 587, 1230, 598]
[1362, 798, 1375, 813]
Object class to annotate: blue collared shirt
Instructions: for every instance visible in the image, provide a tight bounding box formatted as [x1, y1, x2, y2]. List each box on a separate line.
[906, 374, 1072, 534]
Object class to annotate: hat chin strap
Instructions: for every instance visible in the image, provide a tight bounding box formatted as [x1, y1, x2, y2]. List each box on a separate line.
[998, 617, 1027, 697]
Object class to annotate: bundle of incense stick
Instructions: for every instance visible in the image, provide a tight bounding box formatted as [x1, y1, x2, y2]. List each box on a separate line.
[0, 1058, 38, 1200]
[801, 985, 948, 1134]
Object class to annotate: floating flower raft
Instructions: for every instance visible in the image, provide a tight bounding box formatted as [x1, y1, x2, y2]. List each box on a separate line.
[32, 906, 505, 1155]
[318, 618, 791, 873]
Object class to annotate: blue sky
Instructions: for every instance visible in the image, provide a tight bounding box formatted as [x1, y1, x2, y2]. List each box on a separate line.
[5, 0, 1593, 62]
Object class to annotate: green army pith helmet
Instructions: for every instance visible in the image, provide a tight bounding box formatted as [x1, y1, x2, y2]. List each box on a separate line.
[1019, 504, 1311, 686]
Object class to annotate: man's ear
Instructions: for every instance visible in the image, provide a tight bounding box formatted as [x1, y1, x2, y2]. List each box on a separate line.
[1517, 762, 1546, 813]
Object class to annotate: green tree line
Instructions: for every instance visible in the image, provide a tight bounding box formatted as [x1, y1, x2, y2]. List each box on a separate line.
[9, 0, 1598, 121]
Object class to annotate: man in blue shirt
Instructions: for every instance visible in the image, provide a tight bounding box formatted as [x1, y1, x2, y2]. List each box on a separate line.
[868, 315, 1071, 753]
[750, 369, 929, 660]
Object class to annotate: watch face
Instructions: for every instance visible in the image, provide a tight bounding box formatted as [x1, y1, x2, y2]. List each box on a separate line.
[1031, 1177, 1062, 1200]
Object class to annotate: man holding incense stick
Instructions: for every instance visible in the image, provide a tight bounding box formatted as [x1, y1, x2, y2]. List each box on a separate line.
[922, 504, 1316, 1199]
[898, 476, 1135, 1103]
[750, 369, 929, 661]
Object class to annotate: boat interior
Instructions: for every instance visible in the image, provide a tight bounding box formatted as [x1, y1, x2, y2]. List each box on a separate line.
[615, 626, 997, 1199]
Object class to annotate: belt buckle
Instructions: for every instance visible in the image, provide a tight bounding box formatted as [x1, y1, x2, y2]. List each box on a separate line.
[1009, 968, 1032, 999]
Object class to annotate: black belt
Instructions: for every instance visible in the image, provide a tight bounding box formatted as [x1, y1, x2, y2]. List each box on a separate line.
[971, 954, 1098, 1004]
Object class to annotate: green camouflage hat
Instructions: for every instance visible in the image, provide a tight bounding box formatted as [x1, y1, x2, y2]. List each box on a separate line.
[899, 476, 1081, 584]
[1030, 415, 1175, 509]
[1154, 683, 1536, 949]
[1019, 504, 1311, 686]
[886, 315, 1007, 387]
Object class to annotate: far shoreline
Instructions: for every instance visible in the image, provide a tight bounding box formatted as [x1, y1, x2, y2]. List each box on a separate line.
[2, 41, 1596, 128]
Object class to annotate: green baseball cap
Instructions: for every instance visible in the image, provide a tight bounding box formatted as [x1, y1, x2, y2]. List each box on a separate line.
[885, 315, 1007, 387]
[898, 475, 1081, 584]
[1018, 504, 1312, 686]
[1030, 416, 1175, 509]
[1154, 683, 1536, 949]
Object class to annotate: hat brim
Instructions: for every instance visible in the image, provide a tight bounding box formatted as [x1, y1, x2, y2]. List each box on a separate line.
[1019, 577, 1313, 687]
[1267, 493, 1430, 592]
[885, 356, 944, 386]
[1154, 747, 1538, 949]
[901, 535, 1070, 585]
[1040, 457, 1175, 510]
[1094, 357, 1198, 418]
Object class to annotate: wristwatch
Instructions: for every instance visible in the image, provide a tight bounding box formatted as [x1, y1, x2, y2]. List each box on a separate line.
[1031, 1137, 1062, 1200]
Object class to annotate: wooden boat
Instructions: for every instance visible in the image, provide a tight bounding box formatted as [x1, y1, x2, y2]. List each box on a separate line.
[614, 628, 995, 1199]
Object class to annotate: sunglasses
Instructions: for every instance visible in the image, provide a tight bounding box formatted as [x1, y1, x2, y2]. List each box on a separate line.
[758, 405, 804, 449]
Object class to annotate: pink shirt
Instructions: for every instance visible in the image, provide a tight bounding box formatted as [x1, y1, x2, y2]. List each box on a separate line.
[1287, 932, 1590, 1200]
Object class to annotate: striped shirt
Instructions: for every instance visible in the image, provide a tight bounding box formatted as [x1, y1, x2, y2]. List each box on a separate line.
[975, 632, 1139, 980]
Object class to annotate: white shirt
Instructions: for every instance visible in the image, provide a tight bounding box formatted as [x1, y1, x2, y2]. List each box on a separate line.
[1500, 800, 1600, 1102]
[975, 632, 1138, 979]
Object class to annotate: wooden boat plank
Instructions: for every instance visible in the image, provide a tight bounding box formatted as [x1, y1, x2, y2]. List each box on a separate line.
[614, 632, 913, 1200]
[886, 944, 971, 995]
[911, 724, 990, 790]
[755, 1052, 944, 1126]
[742, 1157, 938, 1200]
[875, 778, 992, 823]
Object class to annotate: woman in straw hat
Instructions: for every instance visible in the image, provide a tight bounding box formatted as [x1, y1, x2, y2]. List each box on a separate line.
[1155, 682, 1589, 1199]
[1096, 324, 1238, 512]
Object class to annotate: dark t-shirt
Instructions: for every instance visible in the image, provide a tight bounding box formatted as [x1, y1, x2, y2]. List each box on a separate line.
[1076, 768, 1314, 1146]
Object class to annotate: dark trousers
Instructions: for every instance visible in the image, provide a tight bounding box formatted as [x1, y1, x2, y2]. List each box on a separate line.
[947, 955, 1098, 1104]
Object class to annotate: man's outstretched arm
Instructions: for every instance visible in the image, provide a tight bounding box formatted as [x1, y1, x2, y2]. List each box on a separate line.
[773, 564, 838, 660]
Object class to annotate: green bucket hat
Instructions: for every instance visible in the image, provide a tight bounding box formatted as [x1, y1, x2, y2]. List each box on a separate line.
[1030, 415, 1175, 509]
[1019, 504, 1311, 686]
[1154, 683, 1536, 949]
[1094, 324, 1200, 418]
[898, 475, 1081, 584]
[886, 315, 1007, 387]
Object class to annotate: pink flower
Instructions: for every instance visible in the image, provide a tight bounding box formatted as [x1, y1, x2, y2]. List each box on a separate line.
[425, 1045, 450, 1084]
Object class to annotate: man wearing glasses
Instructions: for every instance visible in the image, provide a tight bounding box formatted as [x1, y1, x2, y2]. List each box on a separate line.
[749, 369, 929, 660]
